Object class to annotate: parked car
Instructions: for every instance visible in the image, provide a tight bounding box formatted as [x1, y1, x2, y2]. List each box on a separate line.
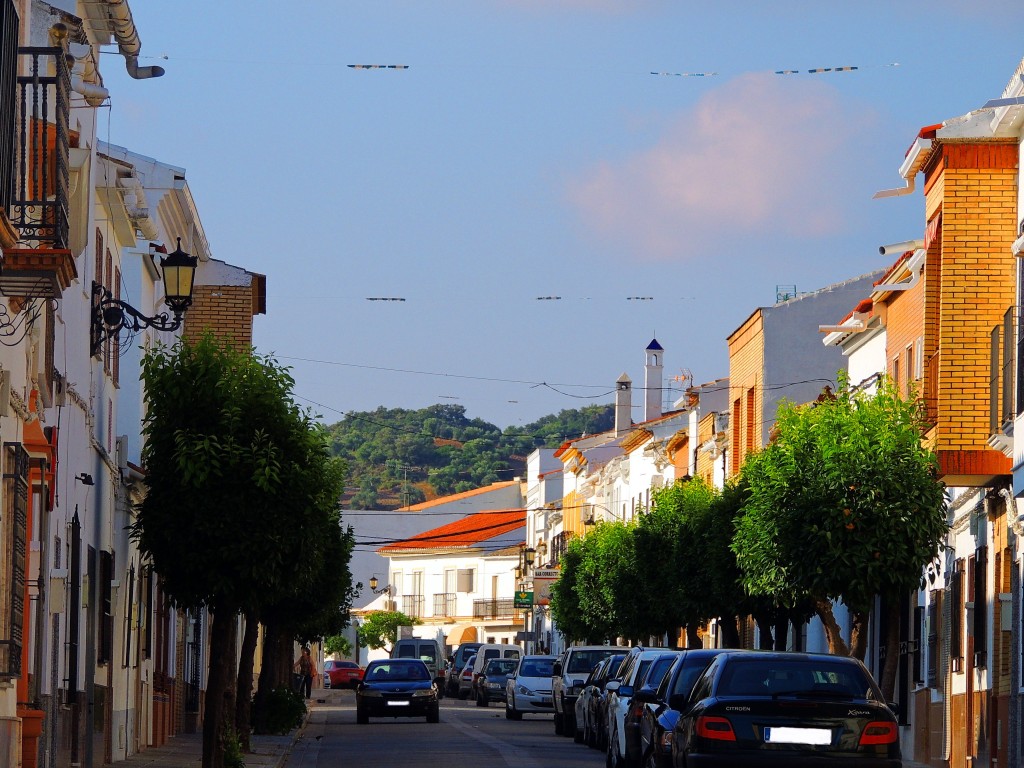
[671, 651, 900, 768]
[445, 641, 483, 696]
[476, 657, 519, 706]
[636, 648, 726, 768]
[552, 645, 622, 737]
[457, 654, 478, 699]
[355, 659, 440, 724]
[470, 643, 522, 696]
[506, 655, 556, 720]
[576, 653, 625, 748]
[391, 638, 446, 696]
[606, 648, 676, 768]
[620, 652, 679, 767]
[322, 659, 364, 690]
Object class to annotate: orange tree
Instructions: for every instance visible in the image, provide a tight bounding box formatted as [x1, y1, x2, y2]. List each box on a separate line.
[733, 376, 947, 698]
[134, 336, 350, 768]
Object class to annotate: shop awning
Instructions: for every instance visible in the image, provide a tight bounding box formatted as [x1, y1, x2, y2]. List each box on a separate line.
[445, 624, 478, 646]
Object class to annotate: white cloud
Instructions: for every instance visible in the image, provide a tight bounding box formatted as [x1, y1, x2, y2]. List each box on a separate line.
[566, 73, 872, 261]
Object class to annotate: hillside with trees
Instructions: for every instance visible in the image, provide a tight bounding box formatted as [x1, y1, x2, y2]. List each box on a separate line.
[326, 403, 614, 509]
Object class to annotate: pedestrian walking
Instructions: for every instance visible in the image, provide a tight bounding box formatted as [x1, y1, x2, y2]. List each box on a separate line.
[295, 646, 317, 699]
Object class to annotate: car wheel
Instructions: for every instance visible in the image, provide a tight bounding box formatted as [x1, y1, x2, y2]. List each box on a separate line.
[554, 711, 564, 735]
[427, 704, 440, 723]
[476, 691, 488, 707]
[574, 717, 585, 743]
[563, 710, 576, 738]
[505, 702, 523, 720]
[356, 706, 368, 725]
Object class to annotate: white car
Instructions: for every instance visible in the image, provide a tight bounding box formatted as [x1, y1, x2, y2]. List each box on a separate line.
[505, 655, 556, 719]
[606, 649, 677, 768]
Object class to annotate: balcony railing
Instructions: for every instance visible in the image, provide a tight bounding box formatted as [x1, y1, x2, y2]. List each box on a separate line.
[12, 47, 69, 250]
[473, 598, 516, 620]
[402, 595, 425, 619]
[0, 1, 18, 218]
[433, 592, 456, 618]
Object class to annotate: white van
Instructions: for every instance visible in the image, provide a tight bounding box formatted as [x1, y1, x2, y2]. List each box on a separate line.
[470, 644, 522, 696]
[391, 638, 446, 694]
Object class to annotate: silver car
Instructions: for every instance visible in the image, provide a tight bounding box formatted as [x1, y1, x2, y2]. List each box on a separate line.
[506, 655, 556, 720]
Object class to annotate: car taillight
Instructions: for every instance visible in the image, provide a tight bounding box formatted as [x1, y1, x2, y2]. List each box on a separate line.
[859, 721, 898, 746]
[632, 704, 644, 718]
[695, 715, 736, 742]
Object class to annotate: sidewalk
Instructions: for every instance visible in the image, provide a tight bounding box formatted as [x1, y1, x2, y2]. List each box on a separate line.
[115, 731, 297, 767]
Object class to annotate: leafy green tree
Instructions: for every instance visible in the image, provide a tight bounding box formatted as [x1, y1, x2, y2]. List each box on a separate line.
[324, 634, 353, 657]
[734, 377, 947, 698]
[134, 336, 347, 768]
[357, 611, 421, 651]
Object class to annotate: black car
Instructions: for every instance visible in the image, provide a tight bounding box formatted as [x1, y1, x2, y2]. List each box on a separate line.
[477, 657, 519, 706]
[637, 649, 726, 768]
[355, 659, 440, 724]
[671, 651, 900, 767]
[446, 642, 483, 696]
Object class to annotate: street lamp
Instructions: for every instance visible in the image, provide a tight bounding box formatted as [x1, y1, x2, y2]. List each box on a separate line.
[368, 576, 393, 595]
[90, 238, 198, 356]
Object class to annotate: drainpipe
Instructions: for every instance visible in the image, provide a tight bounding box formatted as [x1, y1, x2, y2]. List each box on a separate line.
[102, 0, 165, 79]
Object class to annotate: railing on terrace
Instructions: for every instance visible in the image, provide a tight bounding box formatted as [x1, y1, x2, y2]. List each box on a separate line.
[473, 598, 516, 620]
[12, 47, 69, 249]
[402, 595, 425, 619]
[433, 592, 456, 618]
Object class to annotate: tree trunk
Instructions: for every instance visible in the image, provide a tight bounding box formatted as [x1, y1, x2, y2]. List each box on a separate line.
[813, 597, 851, 656]
[719, 617, 741, 649]
[202, 608, 237, 768]
[685, 624, 702, 649]
[878, 599, 901, 701]
[849, 608, 870, 661]
[753, 611, 774, 650]
[773, 608, 789, 651]
[235, 611, 260, 752]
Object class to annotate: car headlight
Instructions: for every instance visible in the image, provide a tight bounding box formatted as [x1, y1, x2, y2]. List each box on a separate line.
[412, 689, 435, 698]
[517, 685, 534, 696]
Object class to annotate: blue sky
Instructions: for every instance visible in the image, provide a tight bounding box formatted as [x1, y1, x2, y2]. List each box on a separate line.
[100, 1, 1024, 429]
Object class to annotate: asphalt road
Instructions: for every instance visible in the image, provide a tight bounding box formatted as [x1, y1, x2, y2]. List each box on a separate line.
[285, 688, 604, 768]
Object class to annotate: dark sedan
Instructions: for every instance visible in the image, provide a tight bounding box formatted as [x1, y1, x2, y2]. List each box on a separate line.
[637, 649, 726, 768]
[671, 651, 900, 767]
[356, 659, 440, 724]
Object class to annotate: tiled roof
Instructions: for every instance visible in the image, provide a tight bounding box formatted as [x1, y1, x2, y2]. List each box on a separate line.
[397, 481, 518, 511]
[378, 508, 526, 554]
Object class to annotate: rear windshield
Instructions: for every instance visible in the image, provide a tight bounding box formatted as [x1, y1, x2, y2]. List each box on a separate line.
[397, 643, 437, 663]
[642, 656, 676, 690]
[366, 661, 430, 681]
[520, 658, 554, 677]
[718, 658, 878, 700]
[669, 656, 719, 700]
[567, 649, 619, 674]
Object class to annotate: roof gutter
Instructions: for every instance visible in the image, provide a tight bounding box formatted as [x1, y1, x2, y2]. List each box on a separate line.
[102, 0, 165, 79]
[873, 137, 933, 199]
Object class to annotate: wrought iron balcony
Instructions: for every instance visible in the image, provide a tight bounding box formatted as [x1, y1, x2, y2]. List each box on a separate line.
[11, 46, 69, 250]
[401, 595, 425, 619]
[433, 592, 456, 618]
[473, 598, 516, 620]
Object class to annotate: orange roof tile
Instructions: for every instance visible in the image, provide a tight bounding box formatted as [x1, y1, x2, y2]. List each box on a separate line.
[378, 509, 526, 554]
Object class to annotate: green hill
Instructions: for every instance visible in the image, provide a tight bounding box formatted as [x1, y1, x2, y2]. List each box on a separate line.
[326, 403, 614, 509]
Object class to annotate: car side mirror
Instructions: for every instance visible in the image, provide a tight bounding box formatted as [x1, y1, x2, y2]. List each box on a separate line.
[634, 686, 658, 704]
[553, 662, 563, 676]
[605, 680, 621, 694]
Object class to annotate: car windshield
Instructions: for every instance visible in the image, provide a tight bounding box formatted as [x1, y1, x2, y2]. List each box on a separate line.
[567, 650, 618, 674]
[366, 662, 430, 682]
[486, 659, 518, 676]
[520, 659, 554, 677]
[718, 659, 878, 700]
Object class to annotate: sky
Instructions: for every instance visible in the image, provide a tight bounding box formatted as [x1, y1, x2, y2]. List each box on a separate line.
[97, 1, 1024, 430]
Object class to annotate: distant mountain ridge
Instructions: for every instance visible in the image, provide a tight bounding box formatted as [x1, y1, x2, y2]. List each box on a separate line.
[326, 403, 614, 510]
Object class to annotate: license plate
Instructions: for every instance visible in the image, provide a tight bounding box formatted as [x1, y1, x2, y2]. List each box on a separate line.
[764, 727, 831, 745]
[386, 700, 410, 707]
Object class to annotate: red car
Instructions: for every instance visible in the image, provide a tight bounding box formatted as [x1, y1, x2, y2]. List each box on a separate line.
[323, 659, 364, 689]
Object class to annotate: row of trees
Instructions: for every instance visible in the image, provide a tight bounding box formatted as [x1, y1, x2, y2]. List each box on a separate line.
[549, 378, 948, 699]
[134, 336, 357, 768]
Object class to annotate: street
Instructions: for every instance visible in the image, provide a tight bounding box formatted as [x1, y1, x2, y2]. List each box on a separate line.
[284, 689, 601, 768]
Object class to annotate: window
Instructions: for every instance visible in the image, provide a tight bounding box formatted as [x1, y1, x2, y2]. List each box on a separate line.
[914, 338, 924, 383]
[98, 549, 114, 664]
[892, 357, 900, 391]
[950, 561, 963, 671]
[972, 547, 988, 668]
[457, 568, 475, 593]
[926, 591, 940, 688]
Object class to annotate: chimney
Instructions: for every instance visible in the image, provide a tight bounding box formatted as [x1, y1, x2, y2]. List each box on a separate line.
[644, 338, 664, 421]
[615, 373, 632, 437]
